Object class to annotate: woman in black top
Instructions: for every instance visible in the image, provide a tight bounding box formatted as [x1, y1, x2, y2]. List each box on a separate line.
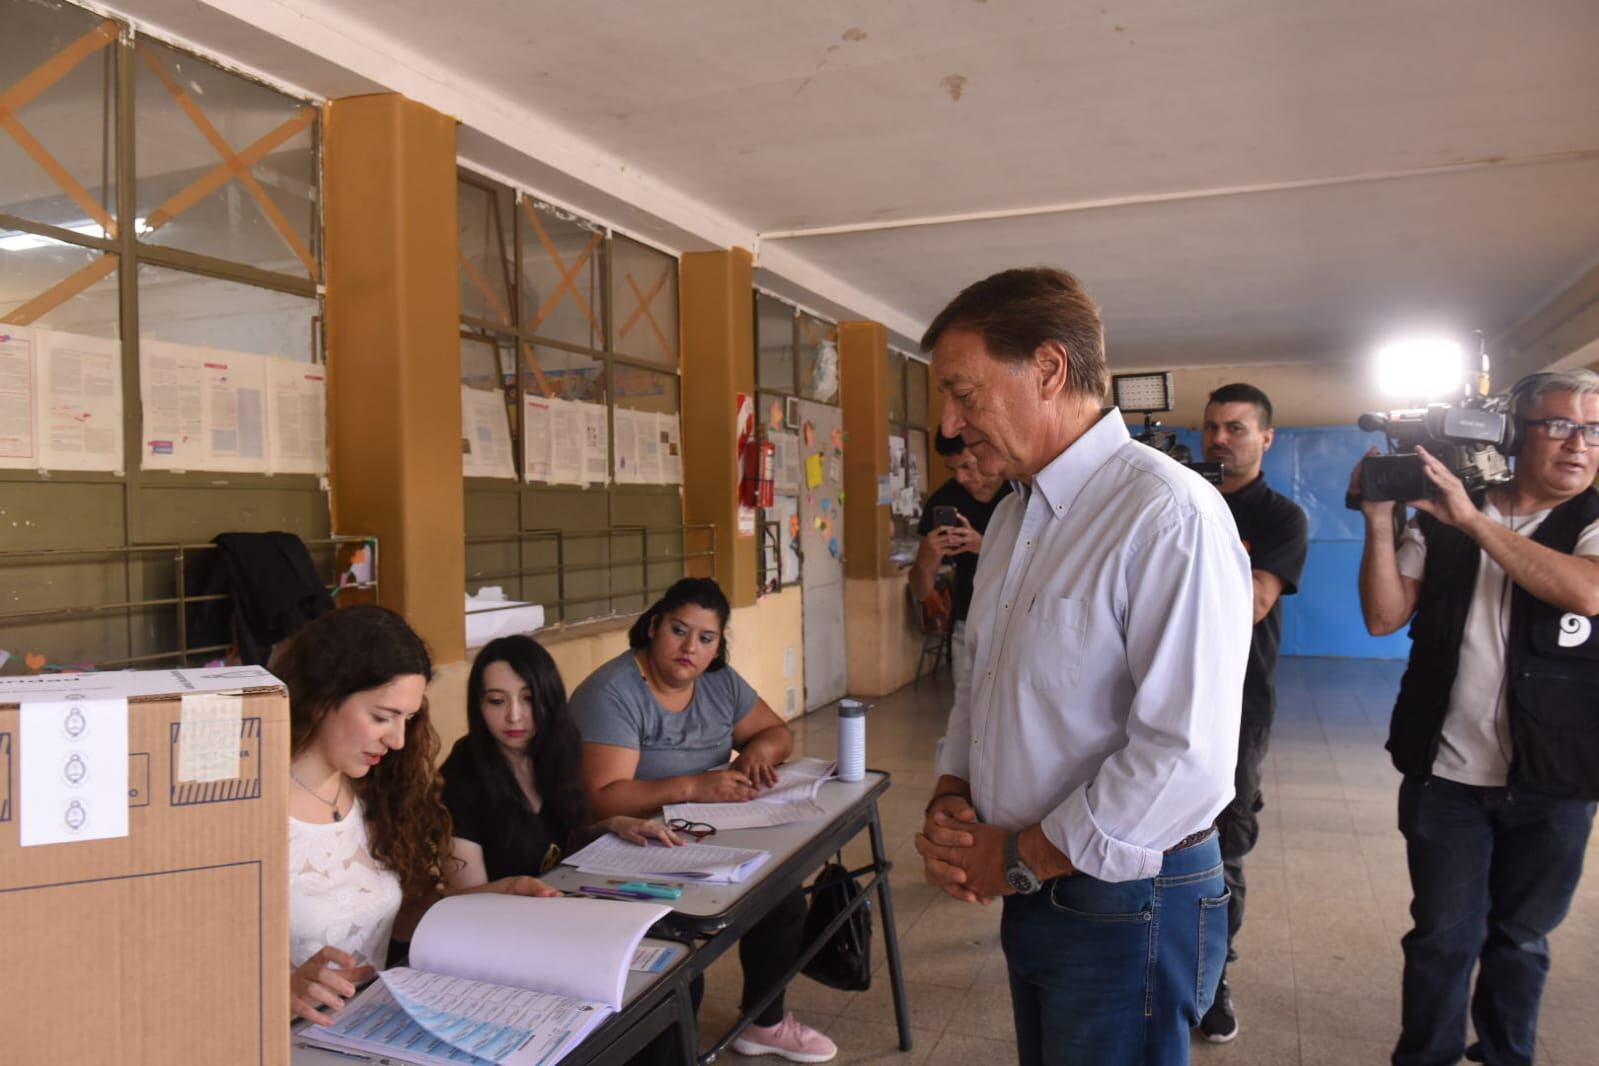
[442, 635, 677, 889]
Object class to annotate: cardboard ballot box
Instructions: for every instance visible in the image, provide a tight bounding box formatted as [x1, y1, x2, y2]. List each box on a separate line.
[0, 666, 289, 1065]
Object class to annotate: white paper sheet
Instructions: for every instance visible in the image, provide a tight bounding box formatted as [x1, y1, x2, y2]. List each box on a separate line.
[140, 338, 207, 469]
[176, 693, 243, 783]
[659, 411, 682, 484]
[409, 894, 668, 1010]
[523, 396, 553, 483]
[268, 358, 327, 475]
[548, 398, 584, 485]
[0, 328, 36, 465]
[772, 431, 800, 494]
[461, 385, 516, 480]
[664, 757, 835, 829]
[201, 350, 269, 472]
[612, 407, 639, 484]
[563, 835, 771, 883]
[636, 410, 663, 485]
[38, 330, 122, 473]
[579, 401, 609, 484]
[20, 698, 129, 847]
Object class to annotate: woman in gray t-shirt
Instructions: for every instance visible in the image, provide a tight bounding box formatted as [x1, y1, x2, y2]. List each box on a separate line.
[571, 577, 838, 1062]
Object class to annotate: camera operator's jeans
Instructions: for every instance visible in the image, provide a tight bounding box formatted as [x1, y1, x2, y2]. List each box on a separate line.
[1394, 775, 1595, 1066]
[1001, 835, 1228, 1066]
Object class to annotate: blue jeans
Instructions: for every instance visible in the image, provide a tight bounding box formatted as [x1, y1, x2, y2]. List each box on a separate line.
[1395, 775, 1595, 1066]
[1001, 835, 1228, 1066]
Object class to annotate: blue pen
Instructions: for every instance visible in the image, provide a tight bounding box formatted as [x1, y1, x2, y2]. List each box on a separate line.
[578, 884, 663, 901]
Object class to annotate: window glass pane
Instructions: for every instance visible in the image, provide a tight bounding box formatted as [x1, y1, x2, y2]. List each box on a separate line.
[137, 264, 317, 360]
[460, 333, 505, 391]
[134, 39, 317, 278]
[888, 350, 906, 427]
[755, 292, 795, 394]
[519, 200, 603, 351]
[458, 179, 513, 329]
[610, 235, 677, 368]
[907, 356, 930, 427]
[796, 311, 838, 403]
[0, 237, 119, 335]
[614, 365, 679, 414]
[523, 343, 605, 404]
[0, 0, 118, 237]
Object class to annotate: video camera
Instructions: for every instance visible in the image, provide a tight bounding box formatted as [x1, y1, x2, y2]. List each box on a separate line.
[1354, 335, 1512, 503]
[1111, 372, 1223, 486]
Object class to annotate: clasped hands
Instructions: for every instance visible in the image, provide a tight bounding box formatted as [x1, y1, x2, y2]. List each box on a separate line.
[914, 795, 1014, 904]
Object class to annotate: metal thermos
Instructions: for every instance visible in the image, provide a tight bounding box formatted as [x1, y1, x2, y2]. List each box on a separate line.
[837, 699, 869, 782]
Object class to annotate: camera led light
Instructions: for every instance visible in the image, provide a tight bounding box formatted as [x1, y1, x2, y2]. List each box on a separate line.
[1375, 337, 1465, 400]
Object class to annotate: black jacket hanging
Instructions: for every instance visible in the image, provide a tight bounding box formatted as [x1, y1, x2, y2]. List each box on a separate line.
[184, 532, 334, 666]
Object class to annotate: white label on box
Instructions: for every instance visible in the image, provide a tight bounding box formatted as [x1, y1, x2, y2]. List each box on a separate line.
[177, 693, 243, 782]
[20, 698, 129, 846]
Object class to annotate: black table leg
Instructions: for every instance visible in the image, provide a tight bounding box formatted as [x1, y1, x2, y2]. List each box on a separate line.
[868, 799, 913, 1051]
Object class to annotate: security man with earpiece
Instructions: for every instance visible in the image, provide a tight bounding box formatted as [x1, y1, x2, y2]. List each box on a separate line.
[1352, 368, 1599, 1066]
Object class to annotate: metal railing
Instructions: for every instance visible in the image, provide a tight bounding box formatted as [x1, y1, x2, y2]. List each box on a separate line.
[464, 524, 716, 628]
[0, 535, 377, 670]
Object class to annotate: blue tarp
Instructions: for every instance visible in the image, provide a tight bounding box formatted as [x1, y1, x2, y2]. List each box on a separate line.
[1138, 422, 1412, 660]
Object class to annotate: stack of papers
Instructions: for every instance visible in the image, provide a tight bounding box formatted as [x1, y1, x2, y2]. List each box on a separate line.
[563, 835, 771, 884]
[664, 757, 836, 831]
[300, 895, 666, 1066]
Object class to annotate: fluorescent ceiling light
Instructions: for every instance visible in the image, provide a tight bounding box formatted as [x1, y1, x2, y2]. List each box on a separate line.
[0, 218, 146, 253]
[1376, 336, 1465, 400]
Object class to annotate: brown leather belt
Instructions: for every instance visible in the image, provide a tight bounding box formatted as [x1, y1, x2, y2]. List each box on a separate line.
[1165, 828, 1216, 854]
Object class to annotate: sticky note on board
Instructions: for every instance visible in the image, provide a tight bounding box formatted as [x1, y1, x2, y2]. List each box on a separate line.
[177, 693, 243, 782]
[20, 698, 129, 846]
[805, 453, 824, 489]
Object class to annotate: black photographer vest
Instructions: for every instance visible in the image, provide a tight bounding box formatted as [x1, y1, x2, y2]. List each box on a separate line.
[1388, 488, 1599, 799]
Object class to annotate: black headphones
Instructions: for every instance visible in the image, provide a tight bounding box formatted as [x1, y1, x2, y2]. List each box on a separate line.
[1501, 372, 1557, 458]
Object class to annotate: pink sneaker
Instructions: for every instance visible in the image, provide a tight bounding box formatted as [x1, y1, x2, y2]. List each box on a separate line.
[731, 1013, 838, 1063]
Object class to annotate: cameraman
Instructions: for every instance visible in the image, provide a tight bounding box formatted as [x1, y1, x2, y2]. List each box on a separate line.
[1353, 369, 1599, 1066]
[911, 430, 1011, 686]
[1196, 383, 1309, 1045]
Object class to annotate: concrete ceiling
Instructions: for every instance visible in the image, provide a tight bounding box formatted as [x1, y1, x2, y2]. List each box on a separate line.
[89, 0, 1599, 368]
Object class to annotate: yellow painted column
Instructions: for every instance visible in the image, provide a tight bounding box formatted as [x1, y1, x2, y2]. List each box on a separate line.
[839, 320, 921, 694]
[680, 248, 758, 608]
[841, 321, 891, 578]
[322, 93, 465, 663]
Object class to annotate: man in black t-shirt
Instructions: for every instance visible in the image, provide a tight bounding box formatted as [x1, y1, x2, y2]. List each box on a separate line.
[910, 431, 1012, 686]
[1196, 383, 1310, 1045]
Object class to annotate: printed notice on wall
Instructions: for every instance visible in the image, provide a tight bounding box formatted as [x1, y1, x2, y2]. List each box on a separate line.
[202, 351, 269, 472]
[0, 329, 38, 466]
[0, 325, 124, 473]
[581, 401, 609, 484]
[270, 359, 327, 476]
[20, 698, 129, 847]
[523, 396, 553, 483]
[549, 398, 585, 485]
[659, 411, 682, 484]
[141, 341, 329, 475]
[461, 385, 515, 480]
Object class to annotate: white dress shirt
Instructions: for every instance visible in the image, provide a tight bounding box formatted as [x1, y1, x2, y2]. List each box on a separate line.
[935, 410, 1253, 883]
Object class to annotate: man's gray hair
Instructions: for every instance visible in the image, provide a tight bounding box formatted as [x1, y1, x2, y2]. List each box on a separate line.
[1518, 367, 1599, 411]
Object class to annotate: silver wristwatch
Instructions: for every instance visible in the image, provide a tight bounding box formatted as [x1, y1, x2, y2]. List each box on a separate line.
[1003, 831, 1042, 894]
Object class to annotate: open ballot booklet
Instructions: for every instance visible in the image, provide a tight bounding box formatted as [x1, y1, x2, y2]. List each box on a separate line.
[299, 894, 669, 1066]
[662, 756, 837, 831]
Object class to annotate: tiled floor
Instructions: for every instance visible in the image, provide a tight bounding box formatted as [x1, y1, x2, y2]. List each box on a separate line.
[699, 658, 1599, 1064]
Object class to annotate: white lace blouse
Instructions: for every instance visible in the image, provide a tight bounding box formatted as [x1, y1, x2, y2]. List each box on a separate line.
[289, 800, 403, 969]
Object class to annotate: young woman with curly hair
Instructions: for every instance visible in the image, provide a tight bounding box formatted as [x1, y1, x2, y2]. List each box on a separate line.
[282, 605, 553, 1026]
[440, 635, 678, 891]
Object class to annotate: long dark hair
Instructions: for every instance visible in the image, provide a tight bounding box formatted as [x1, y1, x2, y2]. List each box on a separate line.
[457, 636, 589, 863]
[627, 577, 732, 672]
[280, 605, 451, 903]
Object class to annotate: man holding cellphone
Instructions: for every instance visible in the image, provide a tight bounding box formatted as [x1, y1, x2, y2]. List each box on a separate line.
[911, 430, 1012, 686]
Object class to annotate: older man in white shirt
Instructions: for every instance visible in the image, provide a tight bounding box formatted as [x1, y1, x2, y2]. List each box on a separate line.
[914, 267, 1253, 1066]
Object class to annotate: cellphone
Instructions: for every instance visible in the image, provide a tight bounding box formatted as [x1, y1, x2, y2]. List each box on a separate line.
[933, 506, 959, 528]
